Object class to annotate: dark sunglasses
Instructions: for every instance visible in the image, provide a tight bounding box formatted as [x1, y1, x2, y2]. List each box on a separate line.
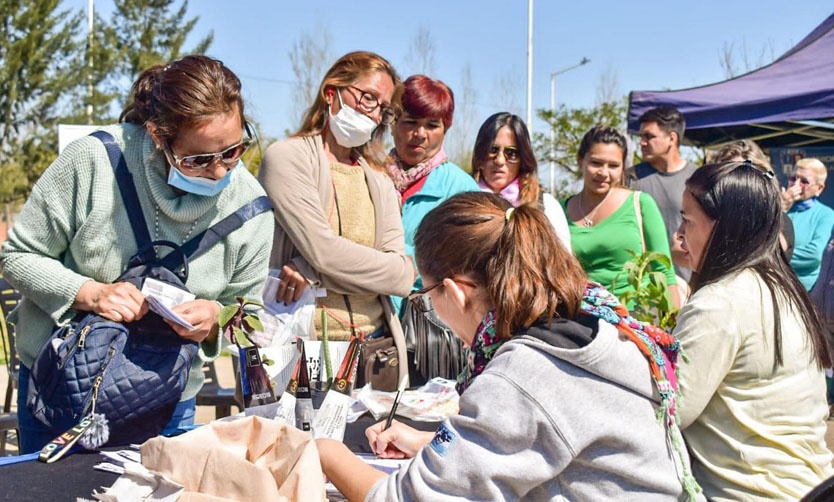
[408, 278, 478, 313]
[488, 145, 520, 163]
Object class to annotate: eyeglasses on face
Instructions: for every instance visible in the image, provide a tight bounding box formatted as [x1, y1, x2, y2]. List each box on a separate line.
[488, 145, 520, 163]
[789, 175, 814, 186]
[344, 85, 397, 125]
[166, 125, 254, 173]
[407, 278, 478, 313]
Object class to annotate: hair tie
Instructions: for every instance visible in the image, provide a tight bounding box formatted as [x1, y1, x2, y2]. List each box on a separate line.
[505, 207, 515, 222]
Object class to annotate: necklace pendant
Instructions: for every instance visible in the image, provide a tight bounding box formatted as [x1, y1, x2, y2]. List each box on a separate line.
[583, 218, 593, 228]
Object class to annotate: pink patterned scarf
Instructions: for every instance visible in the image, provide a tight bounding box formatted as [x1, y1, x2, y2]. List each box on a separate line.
[478, 177, 521, 207]
[386, 147, 448, 193]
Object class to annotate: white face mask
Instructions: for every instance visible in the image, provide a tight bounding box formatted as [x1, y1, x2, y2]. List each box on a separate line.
[328, 91, 378, 148]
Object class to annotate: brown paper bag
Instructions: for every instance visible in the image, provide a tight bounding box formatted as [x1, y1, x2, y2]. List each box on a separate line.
[141, 416, 326, 501]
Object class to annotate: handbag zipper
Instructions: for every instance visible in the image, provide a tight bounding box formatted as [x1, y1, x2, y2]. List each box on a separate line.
[79, 346, 117, 419]
[58, 325, 92, 370]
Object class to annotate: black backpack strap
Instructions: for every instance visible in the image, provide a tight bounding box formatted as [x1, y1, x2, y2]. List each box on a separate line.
[90, 131, 155, 262]
[159, 195, 273, 270]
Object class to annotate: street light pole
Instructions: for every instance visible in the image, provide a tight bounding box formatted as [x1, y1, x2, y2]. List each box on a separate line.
[548, 57, 590, 194]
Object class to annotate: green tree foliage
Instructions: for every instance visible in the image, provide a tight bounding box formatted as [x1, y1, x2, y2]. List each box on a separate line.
[111, 0, 213, 80]
[534, 99, 628, 181]
[0, 0, 85, 205]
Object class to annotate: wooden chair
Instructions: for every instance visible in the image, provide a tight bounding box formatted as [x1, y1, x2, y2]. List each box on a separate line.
[0, 275, 21, 454]
[195, 360, 240, 419]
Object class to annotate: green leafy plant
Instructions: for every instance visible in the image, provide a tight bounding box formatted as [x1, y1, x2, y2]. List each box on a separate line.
[612, 250, 678, 331]
[218, 296, 265, 348]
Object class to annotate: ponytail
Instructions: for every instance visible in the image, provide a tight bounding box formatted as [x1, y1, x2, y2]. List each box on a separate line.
[414, 192, 585, 340]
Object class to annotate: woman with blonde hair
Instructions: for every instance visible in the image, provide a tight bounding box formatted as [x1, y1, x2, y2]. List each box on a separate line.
[258, 51, 413, 383]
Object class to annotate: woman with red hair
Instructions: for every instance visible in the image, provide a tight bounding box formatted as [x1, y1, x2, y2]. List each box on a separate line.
[386, 75, 478, 383]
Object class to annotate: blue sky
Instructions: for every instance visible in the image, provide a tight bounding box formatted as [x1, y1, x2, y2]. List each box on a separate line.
[66, 1, 831, 147]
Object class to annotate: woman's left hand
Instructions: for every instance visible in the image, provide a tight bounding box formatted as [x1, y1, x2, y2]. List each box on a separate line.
[276, 263, 307, 304]
[166, 299, 221, 344]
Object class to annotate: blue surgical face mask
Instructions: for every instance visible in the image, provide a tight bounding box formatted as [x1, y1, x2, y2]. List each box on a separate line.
[167, 161, 240, 196]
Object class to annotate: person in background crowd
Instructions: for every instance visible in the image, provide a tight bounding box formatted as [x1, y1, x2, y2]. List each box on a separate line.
[471, 112, 571, 252]
[781, 157, 834, 290]
[258, 52, 413, 363]
[811, 229, 834, 414]
[629, 106, 698, 281]
[0, 55, 274, 453]
[564, 125, 680, 307]
[317, 192, 702, 501]
[711, 139, 795, 261]
[674, 161, 833, 500]
[386, 75, 477, 383]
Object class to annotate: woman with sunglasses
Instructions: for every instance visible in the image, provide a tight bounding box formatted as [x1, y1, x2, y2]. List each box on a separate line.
[259, 52, 413, 380]
[0, 55, 274, 452]
[316, 191, 702, 501]
[386, 75, 478, 383]
[564, 126, 679, 307]
[673, 161, 833, 499]
[472, 112, 571, 251]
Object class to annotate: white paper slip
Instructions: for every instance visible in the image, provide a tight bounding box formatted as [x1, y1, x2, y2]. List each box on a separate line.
[146, 295, 195, 330]
[141, 278, 195, 308]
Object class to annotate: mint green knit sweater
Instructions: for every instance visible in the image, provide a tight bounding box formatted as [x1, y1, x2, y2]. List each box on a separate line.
[0, 123, 274, 400]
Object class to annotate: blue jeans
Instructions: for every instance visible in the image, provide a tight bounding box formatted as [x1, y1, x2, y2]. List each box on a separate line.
[17, 364, 197, 454]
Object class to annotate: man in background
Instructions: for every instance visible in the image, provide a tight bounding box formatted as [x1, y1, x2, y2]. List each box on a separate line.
[629, 106, 698, 280]
[783, 158, 834, 290]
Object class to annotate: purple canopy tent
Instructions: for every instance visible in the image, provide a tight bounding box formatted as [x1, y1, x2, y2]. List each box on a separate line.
[627, 12, 834, 149]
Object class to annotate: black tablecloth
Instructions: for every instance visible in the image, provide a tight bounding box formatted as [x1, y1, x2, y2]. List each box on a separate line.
[0, 408, 437, 500]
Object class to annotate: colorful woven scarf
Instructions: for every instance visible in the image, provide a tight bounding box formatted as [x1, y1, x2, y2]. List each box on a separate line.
[386, 147, 448, 193]
[580, 282, 701, 499]
[456, 310, 501, 395]
[456, 282, 701, 499]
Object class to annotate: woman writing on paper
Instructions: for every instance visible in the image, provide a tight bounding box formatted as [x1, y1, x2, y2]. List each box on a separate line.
[317, 191, 703, 501]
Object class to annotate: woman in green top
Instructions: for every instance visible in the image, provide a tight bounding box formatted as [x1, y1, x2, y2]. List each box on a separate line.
[563, 126, 680, 307]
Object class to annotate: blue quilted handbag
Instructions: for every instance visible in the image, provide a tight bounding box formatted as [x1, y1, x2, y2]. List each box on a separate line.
[25, 131, 272, 447]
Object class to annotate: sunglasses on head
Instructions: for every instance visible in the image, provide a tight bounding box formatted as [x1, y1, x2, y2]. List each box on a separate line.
[488, 145, 520, 163]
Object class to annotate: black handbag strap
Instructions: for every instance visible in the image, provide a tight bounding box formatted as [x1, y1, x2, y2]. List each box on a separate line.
[159, 195, 272, 270]
[90, 130, 273, 272]
[91, 130, 155, 263]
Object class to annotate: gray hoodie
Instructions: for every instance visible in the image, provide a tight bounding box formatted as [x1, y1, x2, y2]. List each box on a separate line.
[367, 317, 702, 501]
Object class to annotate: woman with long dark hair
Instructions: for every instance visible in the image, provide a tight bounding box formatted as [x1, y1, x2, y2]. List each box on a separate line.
[675, 161, 834, 500]
[472, 112, 571, 251]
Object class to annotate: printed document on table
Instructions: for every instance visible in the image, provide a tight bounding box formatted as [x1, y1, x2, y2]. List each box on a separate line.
[141, 278, 196, 330]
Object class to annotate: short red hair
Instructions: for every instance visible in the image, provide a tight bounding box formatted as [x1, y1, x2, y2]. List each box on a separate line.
[401, 75, 454, 130]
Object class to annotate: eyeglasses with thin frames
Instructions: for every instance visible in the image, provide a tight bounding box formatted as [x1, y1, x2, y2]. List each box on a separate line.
[488, 145, 520, 163]
[344, 85, 397, 125]
[166, 124, 254, 173]
[408, 278, 478, 313]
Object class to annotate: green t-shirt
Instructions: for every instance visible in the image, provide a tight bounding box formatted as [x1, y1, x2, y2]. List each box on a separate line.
[563, 191, 676, 299]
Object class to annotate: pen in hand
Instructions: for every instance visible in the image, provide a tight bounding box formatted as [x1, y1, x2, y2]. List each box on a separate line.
[384, 375, 408, 430]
